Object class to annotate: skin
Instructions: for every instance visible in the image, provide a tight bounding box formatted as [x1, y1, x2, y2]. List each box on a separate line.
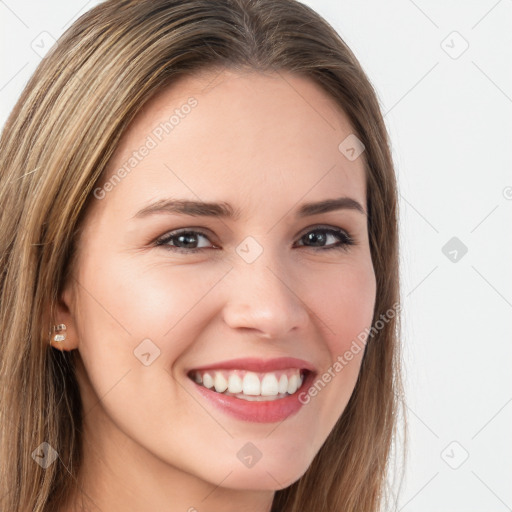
[53, 68, 376, 512]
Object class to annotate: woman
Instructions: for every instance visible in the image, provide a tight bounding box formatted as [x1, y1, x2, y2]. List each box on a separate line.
[0, 0, 404, 510]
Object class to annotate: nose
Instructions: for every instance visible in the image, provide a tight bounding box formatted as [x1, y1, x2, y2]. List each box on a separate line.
[221, 254, 310, 340]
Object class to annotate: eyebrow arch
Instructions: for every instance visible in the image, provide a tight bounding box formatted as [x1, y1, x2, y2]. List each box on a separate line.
[133, 196, 366, 220]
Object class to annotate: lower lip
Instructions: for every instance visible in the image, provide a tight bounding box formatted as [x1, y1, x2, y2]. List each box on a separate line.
[190, 371, 315, 423]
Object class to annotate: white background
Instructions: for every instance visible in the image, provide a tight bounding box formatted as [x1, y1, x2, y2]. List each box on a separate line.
[1, 1, 511, 510]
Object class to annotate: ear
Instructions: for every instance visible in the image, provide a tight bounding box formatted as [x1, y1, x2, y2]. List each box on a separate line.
[48, 282, 80, 352]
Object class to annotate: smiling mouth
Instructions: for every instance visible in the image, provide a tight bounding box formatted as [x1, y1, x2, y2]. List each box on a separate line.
[187, 368, 310, 401]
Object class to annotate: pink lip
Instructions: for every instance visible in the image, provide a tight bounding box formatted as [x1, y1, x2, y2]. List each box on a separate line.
[189, 369, 316, 423]
[187, 356, 317, 373]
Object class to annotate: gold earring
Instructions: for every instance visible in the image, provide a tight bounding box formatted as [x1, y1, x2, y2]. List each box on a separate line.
[50, 324, 67, 343]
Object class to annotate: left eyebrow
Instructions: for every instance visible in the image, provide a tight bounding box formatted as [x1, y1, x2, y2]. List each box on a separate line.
[132, 196, 367, 221]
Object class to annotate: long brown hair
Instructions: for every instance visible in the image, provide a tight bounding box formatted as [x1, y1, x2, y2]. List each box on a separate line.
[0, 1, 405, 510]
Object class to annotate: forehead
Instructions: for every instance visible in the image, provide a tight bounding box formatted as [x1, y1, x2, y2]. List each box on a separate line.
[97, 69, 367, 219]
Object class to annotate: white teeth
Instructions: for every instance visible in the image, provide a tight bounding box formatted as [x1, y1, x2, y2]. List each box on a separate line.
[261, 373, 279, 396]
[227, 373, 243, 394]
[242, 372, 261, 395]
[191, 368, 307, 399]
[202, 372, 214, 389]
[214, 372, 228, 393]
[278, 374, 288, 394]
[287, 374, 298, 394]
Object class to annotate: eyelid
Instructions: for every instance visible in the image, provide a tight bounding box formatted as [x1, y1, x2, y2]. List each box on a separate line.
[154, 226, 217, 246]
[154, 224, 356, 253]
[297, 223, 349, 238]
[294, 224, 355, 250]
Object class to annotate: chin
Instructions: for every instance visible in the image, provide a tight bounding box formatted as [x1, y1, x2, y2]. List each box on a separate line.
[206, 460, 309, 491]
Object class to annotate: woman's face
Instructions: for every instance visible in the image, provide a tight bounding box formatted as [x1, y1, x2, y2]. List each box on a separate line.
[57, 69, 376, 506]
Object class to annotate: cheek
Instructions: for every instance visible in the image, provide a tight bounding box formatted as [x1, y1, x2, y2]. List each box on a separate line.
[74, 253, 231, 367]
[310, 260, 376, 357]
[289, 259, 376, 449]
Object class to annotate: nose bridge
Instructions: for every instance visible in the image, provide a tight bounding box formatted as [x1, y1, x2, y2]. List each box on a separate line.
[221, 239, 309, 339]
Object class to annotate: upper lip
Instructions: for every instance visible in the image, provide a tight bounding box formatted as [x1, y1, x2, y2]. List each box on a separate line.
[188, 357, 317, 374]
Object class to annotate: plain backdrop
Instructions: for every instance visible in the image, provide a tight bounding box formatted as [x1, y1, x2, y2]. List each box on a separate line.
[1, 1, 511, 510]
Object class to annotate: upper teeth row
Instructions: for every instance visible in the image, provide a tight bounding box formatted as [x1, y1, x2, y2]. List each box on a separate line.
[190, 369, 305, 396]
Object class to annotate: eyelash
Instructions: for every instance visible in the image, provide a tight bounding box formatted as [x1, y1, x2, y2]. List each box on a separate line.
[154, 226, 356, 254]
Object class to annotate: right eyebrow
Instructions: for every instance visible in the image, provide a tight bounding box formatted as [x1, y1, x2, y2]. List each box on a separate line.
[132, 196, 367, 221]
